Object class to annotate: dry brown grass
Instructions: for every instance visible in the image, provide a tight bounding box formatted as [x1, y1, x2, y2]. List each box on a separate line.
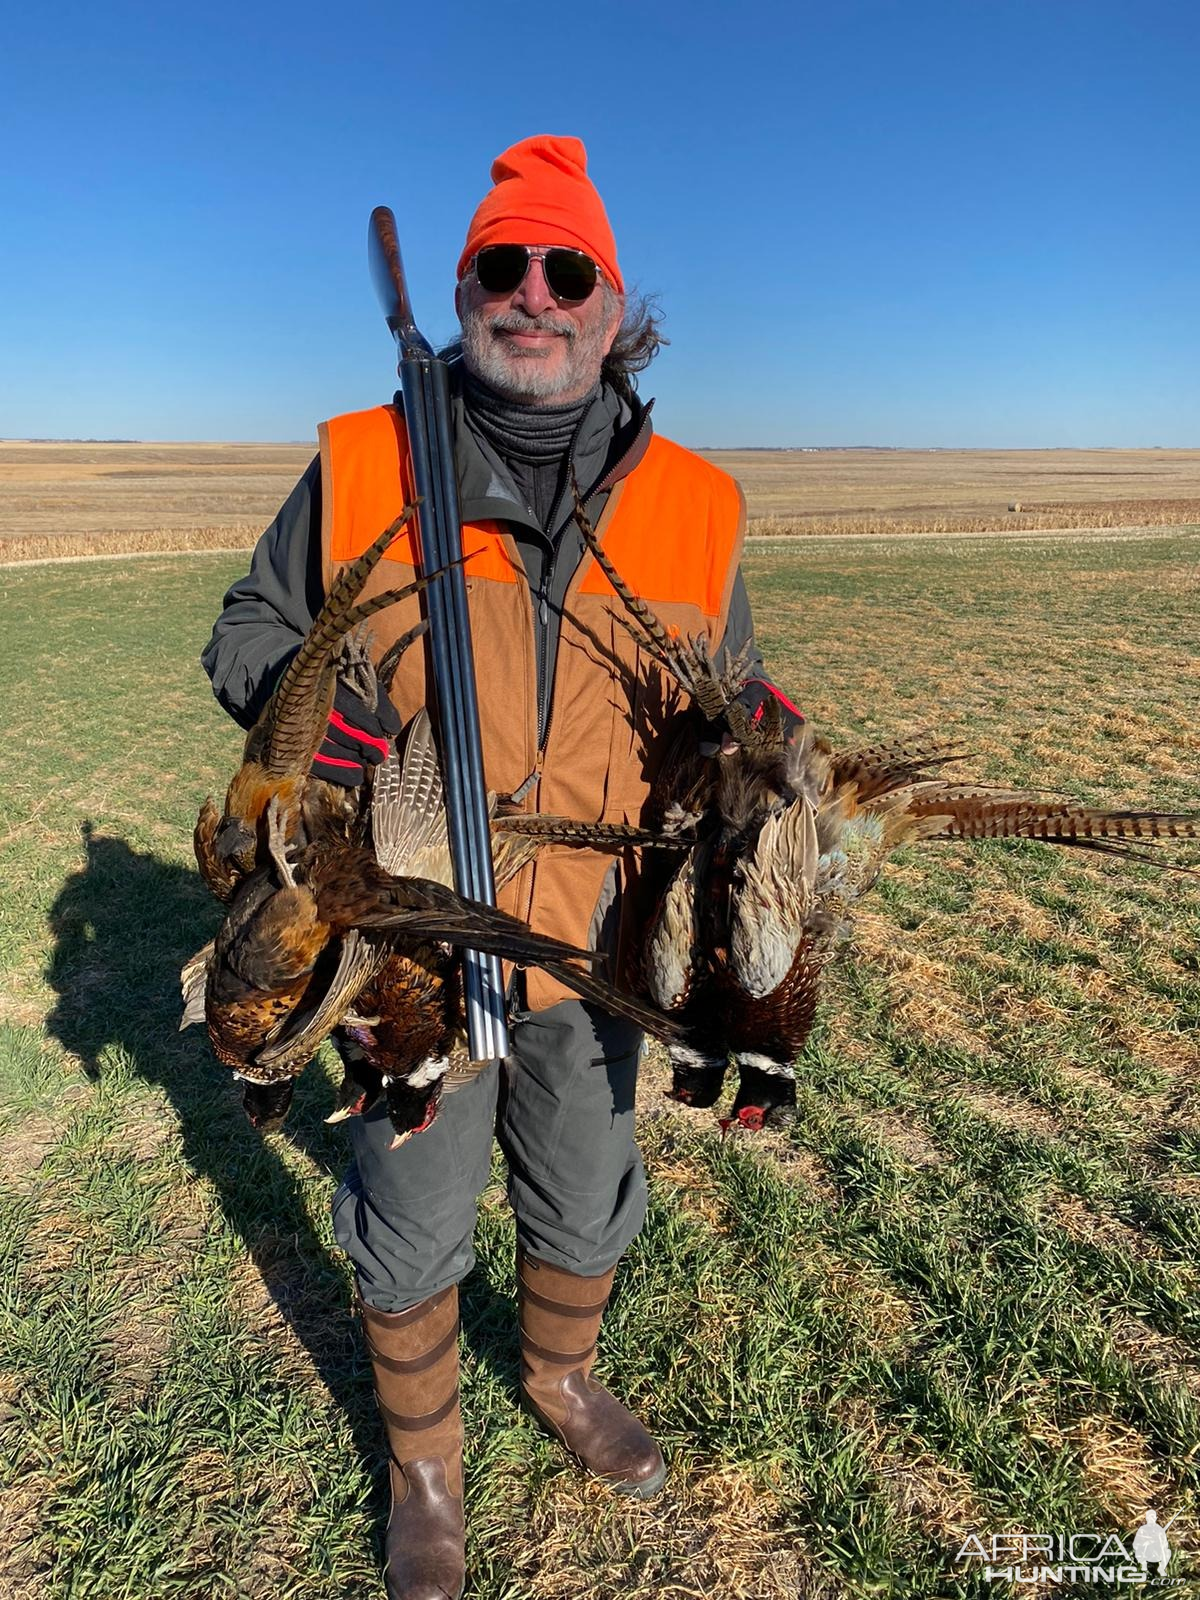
[749, 501, 1200, 539]
[3, 441, 1199, 559]
[503, 1460, 830, 1600]
[0, 440, 309, 543]
[707, 444, 1200, 523]
[0, 526, 261, 563]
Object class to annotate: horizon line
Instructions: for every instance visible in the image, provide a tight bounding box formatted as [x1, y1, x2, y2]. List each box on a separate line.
[3, 437, 1198, 453]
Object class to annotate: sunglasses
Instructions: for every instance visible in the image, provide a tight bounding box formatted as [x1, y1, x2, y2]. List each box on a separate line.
[469, 244, 601, 304]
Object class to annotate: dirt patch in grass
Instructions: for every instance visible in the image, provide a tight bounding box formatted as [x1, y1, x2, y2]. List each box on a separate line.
[1107, 1314, 1200, 1402]
[955, 1085, 1066, 1145]
[507, 1460, 822, 1600]
[1154, 1172, 1200, 1203]
[852, 913, 983, 1055]
[972, 891, 1061, 943]
[1068, 1414, 1170, 1524]
[1041, 1185, 1171, 1265]
[114, 1097, 181, 1163]
[1119, 1022, 1200, 1080]
[809, 1246, 916, 1352]
[651, 1152, 735, 1235]
[835, 1393, 986, 1557]
[0, 1470, 56, 1599]
[229, 1242, 352, 1401]
[0, 995, 52, 1028]
[769, 1143, 846, 1206]
[0, 1114, 61, 1194]
[22, 1206, 93, 1282]
[855, 1107, 947, 1171]
[101, 1297, 176, 1403]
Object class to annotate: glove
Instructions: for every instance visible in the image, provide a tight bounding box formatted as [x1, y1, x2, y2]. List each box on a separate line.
[699, 678, 805, 756]
[312, 679, 402, 787]
[737, 678, 804, 740]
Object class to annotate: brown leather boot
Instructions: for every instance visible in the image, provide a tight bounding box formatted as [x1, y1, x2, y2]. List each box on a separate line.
[358, 1286, 465, 1600]
[516, 1244, 667, 1499]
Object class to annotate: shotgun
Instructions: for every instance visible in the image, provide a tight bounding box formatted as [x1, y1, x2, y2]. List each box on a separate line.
[367, 205, 509, 1063]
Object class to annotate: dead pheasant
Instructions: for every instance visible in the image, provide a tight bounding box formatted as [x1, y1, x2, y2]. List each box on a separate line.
[573, 503, 1200, 1136]
[184, 783, 624, 1125]
[186, 627, 684, 1139]
[257, 704, 686, 1147]
[193, 504, 430, 902]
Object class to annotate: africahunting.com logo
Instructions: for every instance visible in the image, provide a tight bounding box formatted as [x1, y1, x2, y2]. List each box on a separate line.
[956, 1511, 1184, 1585]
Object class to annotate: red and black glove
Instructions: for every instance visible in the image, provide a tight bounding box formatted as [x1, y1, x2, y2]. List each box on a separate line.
[312, 680, 402, 787]
[699, 678, 805, 756]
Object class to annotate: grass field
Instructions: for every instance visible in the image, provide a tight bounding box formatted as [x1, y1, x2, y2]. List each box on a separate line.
[3, 441, 1200, 560]
[1, 530, 1198, 1597]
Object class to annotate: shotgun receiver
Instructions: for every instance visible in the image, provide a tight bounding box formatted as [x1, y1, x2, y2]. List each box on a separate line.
[367, 205, 509, 1063]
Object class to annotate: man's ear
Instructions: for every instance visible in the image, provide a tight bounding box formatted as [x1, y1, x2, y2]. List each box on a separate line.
[454, 281, 465, 321]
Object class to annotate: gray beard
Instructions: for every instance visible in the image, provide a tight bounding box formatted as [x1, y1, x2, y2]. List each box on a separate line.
[459, 304, 609, 404]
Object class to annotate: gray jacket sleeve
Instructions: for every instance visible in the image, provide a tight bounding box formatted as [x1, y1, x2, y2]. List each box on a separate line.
[717, 566, 805, 728]
[717, 566, 767, 681]
[200, 456, 326, 729]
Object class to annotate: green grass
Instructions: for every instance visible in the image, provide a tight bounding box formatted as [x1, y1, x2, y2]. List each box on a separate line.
[0, 534, 1198, 1598]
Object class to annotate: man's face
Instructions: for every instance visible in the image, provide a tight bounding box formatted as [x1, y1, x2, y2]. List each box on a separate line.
[456, 245, 623, 406]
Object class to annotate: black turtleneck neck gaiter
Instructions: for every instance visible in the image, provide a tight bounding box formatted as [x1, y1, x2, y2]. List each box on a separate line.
[462, 370, 600, 533]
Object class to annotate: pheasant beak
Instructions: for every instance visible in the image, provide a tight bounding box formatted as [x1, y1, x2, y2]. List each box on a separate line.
[698, 728, 741, 759]
[387, 1098, 440, 1150]
[324, 1094, 366, 1125]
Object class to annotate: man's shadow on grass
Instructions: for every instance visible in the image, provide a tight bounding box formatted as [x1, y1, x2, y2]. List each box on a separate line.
[41, 824, 519, 1519]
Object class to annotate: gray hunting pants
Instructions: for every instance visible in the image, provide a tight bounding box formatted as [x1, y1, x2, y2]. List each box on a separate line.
[331, 993, 647, 1313]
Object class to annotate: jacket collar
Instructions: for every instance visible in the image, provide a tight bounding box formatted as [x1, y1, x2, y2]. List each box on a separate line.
[393, 355, 654, 538]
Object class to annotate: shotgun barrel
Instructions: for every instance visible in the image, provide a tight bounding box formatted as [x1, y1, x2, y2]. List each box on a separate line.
[367, 206, 509, 1063]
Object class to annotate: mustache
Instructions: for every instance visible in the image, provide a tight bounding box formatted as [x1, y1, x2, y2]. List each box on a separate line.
[486, 310, 577, 340]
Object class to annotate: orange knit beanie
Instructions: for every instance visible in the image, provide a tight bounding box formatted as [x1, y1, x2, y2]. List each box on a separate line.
[457, 135, 623, 295]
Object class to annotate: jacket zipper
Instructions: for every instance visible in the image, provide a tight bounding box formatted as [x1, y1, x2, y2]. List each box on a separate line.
[533, 421, 589, 761]
[519, 411, 654, 924]
[534, 576, 552, 755]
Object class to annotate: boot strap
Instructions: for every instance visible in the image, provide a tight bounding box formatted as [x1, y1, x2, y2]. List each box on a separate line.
[378, 1387, 460, 1432]
[520, 1331, 598, 1365]
[367, 1318, 460, 1374]
[359, 1285, 455, 1331]
[518, 1280, 610, 1318]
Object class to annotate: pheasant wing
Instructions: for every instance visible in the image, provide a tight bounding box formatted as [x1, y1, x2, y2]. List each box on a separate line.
[257, 715, 444, 1075]
[645, 839, 710, 1011]
[730, 798, 820, 997]
[179, 940, 214, 1030]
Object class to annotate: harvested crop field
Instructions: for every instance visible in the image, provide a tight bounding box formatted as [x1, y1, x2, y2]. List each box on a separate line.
[1, 522, 1198, 1597]
[2, 440, 1200, 562]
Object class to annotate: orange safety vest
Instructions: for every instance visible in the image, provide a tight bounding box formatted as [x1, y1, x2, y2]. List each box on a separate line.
[318, 403, 745, 1010]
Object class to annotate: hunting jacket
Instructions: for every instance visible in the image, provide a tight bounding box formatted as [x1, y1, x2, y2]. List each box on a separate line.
[202, 362, 775, 1009]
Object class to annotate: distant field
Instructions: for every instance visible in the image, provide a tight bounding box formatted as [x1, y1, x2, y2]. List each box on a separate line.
[1, 533, 1198, 1596]
[2, 440, 1199, 562]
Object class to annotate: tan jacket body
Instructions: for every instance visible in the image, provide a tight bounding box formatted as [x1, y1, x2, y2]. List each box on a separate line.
[318, 403, 745, 1009]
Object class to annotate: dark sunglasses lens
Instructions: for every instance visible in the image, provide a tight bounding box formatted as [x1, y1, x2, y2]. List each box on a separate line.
[545, 249, 598, 301]
[474, 245, 529, 294]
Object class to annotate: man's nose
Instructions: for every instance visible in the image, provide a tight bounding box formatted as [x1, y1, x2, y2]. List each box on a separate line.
[513, 256, 555, 316]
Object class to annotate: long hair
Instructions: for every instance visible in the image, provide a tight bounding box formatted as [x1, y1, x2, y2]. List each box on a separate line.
[601, 286, 668, 404]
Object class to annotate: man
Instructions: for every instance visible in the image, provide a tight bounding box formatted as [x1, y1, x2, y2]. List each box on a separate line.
[203, 134, 795, 1600]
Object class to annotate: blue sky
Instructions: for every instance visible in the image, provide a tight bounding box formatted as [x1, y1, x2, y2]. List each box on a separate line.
[2, 0, 1196, 446]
